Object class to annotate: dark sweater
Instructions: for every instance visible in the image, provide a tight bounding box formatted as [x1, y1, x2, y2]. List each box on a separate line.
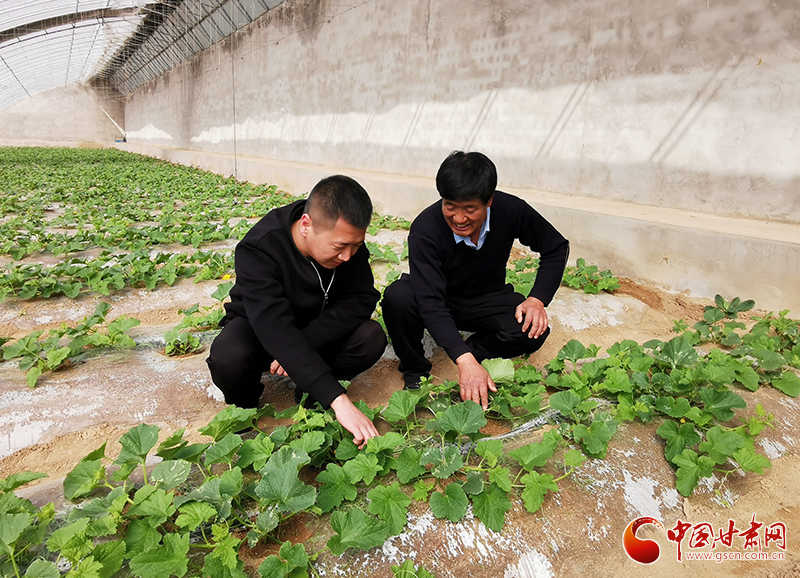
[222, 200, 380, 407]
[408, 191, 569, 361]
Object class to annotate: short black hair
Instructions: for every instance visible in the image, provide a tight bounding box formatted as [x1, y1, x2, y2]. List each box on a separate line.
[435, 151, 497, 204]
[305, 175, 373, 230]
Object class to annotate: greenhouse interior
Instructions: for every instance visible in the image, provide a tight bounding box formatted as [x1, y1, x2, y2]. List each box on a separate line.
[1, 1, 799, 577]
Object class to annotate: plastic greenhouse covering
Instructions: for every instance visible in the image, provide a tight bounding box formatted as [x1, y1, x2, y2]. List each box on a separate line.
[0, 0, 286, 112]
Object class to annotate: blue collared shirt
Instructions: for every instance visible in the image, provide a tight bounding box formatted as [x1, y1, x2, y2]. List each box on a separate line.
[453, 207, 491, 250]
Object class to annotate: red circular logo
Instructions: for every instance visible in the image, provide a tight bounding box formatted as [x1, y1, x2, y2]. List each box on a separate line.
[623, 517, 664, 564]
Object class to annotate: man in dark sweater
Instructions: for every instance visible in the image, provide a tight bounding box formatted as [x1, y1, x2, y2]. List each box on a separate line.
[382, 151, 569, 410]
[206, 175, 386, 447]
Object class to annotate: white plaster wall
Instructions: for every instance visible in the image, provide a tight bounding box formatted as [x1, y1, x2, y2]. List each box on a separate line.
[123, 0, 800, 223]
[0, 84, 124, 146]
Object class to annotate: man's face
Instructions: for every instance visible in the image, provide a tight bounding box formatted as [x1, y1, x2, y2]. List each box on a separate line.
[441, 196, 492, 242]
[302, 214, 365, 269]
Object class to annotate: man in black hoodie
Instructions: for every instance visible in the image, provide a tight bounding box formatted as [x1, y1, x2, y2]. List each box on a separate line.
[207, 175, 386, 447]
[382, 151, 569, 411]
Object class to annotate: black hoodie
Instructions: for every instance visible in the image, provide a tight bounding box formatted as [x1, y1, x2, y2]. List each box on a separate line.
[222, 199, 380, 407]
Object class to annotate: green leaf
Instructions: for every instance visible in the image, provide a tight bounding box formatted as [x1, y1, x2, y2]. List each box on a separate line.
[549, 390, 581, 415]
[472, 483, 512, 532]
[64, 556, 103, 578]
[420, 446, 463, 479]
[175, 501, 217, 531]
[475, 439, 504, 468]
[288, 431, 326, 455]
[598, 368, 632, 394]
[733, 445, 772, 474]
[47, 518, 91, 563]
[236, 434, 274, 471]
[698, 426, 746, 464]
[426, 400, 487, 436]
[654, 335, 700, 369]
[0, 513, 31, 553]
[488, 466, 512, 493]
[753, 349, 786, 371]
[327, 509, 391, 556]
[23, 559, 60, 578]
[382, 389, 422, 423]
[127, 486, 176, 526]
[204, 433, 243, 466]
[411, 480, 435, 502]
[393, 447, 426, 484]
[508, 431, 560, 471]
[129, 533, 190, 578]
[572, 417, 617, 458]
[255, 447, 315, 513]
[315, 464, 357, 513]
[563, 448, 586, 469]
[207, 525, 242, 571]
[0, 471, 48, 493]
[150, 459, 192, 490]
[364, 432, 406, 454]
[520, 472, 559, 514]
[199, 406, 257, 441]
[557, 340, 589, 364]
[367, 482, 411, 535]
[92, 539, 126, 578]
[481, 358, 515, 386]
[656, 420, 702, 463]
[699, 388, 747, 421]
[461, 470, 484, 495]
[429, 483, 469, 523]
[116, 423, 161, 464]
[672, 449, 715, 497]
[258, 541, 308, 578]
[27, 366, 42, 388]
[390, 560, 436, 578]
[772, 371, 800, 397]
[343, 453, 381, 485]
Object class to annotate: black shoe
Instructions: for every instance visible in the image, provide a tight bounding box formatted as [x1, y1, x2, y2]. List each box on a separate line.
[403, 372, 430, 391]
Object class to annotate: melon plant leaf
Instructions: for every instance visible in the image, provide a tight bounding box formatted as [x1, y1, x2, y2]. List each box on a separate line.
[656, 420, 702, 464]
[598, 368, 632, 394]
[698, 426, 746, 464]
[429, 483, 468, 523]
[62, 556, 103, 577]
[334, 437, 359, 461]
[0, 513, 31, 554]
[753, 349, 786, 371]
[475, 438, 504, 468]
[563, 448, 586, 469]
[549, 390, 581, 415]
[327, 509, 391, 556]
[461, 470, 484, 495]
[367, 482, 411, 535]
[150, 459, 192, 490]
[392, 446, 426, 484]
[64, 459, 105, 501]
[365, 432, 406, 454]
[699, 388, 747, 421]
[204, 433, 244, 466]
[412, 480, 435, 502]
[382, 389, 422, 423]
[129, 532, 190, 578]
[316, 464, 357, 513]
[572, 417, 617, 458]
[733, 445, 772, 474]
[520, 472, 559, 514]
[257, 541, 308, 578]
[175, 501, 217, 531]
[672, 449, 715, 497]
[343, 452, 381, 485]
[92, 539, 126, 578]
[0, 471, 48, 493]
[481, 358, 515, 386]
[771, 371, 800, 397]
[390, 560, 436, 578]
[255, 447, 315, 513]
[426, 401, 486, 436]
[207, 525, 242, 571]
[204, 555, 247, 578]
[116, 424, 161, 464]
[420, 446, 463, 479]
[128, 486, 176, 526]
[557, 340, 589, 364]
[236, 434, 275, 471]
[288, 431, 326, 455]
[488, 466, 513, 493]
[508, 432, 559, 471]
[199, 406, 257, 441]
[472, 483, 512, 532]
[22, 559, 59, 578]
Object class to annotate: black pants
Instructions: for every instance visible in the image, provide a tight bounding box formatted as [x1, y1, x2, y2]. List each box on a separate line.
[206, 316, 387, 408]
[382, 275, 550, 381]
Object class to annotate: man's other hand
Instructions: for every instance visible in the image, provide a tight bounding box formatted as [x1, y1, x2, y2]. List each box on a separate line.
[456, 352, 497, 411]
[516, 296, 548, 339]
[330, 394, 379, 449]
[270, 359, 289, 377]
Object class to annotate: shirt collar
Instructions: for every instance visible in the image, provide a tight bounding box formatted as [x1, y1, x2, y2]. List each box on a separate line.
[453, 207, 491, 250]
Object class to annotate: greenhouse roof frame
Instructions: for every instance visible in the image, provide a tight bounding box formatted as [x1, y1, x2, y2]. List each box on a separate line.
[0, 0, 286, 113]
